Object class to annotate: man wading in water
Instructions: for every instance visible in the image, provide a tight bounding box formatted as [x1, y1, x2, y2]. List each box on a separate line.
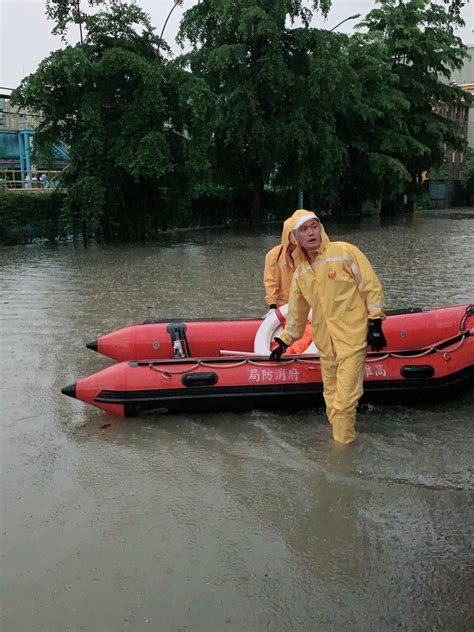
[270, 211, 387, 444]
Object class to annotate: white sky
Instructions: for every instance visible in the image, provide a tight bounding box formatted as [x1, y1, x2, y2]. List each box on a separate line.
[1, 0, 473, 89]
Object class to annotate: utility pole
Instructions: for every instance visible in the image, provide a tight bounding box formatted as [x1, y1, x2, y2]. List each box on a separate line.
[75, 0, 84, 45]
[160, 1, 181, 41]
[329, 13, 361, 32]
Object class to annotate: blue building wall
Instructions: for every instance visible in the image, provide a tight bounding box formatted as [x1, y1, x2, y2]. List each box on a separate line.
[0, 130, 21, 159]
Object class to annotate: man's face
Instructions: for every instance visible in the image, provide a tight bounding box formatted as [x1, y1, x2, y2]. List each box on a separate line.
[296, 219, 321, 253]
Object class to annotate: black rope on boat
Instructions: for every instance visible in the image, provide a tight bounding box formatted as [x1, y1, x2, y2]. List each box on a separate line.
[460, 304, 474, 333]
[144, 330, 472, 377]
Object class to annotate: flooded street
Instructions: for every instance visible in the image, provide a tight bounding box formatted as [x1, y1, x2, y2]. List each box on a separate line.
[1, 214, 473, 631]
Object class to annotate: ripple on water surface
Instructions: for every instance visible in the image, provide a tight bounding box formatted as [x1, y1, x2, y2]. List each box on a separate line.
[1, 217, 473, 630]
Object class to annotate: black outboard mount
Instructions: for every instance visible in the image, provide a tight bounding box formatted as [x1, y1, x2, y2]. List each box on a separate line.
[166, 322, 191, 358]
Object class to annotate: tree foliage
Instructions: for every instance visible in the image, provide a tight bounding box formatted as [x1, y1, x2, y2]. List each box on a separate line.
[462, 148, 474, 201]
[14, 1, 216, 238]
[46, 0, 106, 38]
[11, 0, 472, 239]
[0, 190, 66, 244]
[272, 28, 350, 205]
[177, 1, 332, 223]
[358, 0, 470, 211]
[443, 0, 469, 24]
[327, 35, 412, 213]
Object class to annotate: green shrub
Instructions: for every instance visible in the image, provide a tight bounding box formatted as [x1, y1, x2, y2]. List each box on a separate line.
[0, 190, 66, 244]
[462, 149, 474, 205]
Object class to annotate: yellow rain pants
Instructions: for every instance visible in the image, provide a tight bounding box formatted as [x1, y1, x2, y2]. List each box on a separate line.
[320, 348, 367, 444]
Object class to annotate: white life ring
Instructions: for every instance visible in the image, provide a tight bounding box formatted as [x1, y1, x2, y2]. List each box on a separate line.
[254, 304, 319, 355]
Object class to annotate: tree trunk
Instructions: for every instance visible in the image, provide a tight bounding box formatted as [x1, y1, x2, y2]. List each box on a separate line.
[404, 197, 415, 213]
[404, 177, 418, 213]
[333, 193, 362, 219]
[380, 197, 404, 216]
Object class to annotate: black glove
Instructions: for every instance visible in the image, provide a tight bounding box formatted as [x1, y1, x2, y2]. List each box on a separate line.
[262, 304, 277, 318]
[269, 337, 288, 361]
[367, 319, 387, 352]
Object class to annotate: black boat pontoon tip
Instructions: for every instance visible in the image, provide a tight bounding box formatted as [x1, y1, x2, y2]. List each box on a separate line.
[86, 340, 98, 352]
[61, 383, 77, 399]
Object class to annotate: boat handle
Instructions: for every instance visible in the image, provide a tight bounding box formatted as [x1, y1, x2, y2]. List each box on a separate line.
[182, 372, 218, 387]
[400, 365, 435, 379]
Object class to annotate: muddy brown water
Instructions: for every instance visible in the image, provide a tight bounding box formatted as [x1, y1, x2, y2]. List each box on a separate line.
[1, 213, 473, 631]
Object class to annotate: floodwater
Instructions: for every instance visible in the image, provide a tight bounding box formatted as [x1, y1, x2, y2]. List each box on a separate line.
[1, 213, 473, 631]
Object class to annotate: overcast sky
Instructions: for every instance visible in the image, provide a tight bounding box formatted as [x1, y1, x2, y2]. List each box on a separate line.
[1, 0, 473, 89]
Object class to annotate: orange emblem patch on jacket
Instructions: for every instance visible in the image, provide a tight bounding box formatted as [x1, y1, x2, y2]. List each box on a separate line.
[328, 268, 336, 280]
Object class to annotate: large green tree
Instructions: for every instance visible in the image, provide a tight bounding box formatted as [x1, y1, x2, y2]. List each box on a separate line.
[330, 34, 412, 215]
[297, 0, 471, 215]
[177, 0, 332, 224]
[177, 0, 469, 220]
[14, 0, 215, 239]
[462, 149, 474, 202]
[265, 28, 349, 209]
[360, 0, 470, 212]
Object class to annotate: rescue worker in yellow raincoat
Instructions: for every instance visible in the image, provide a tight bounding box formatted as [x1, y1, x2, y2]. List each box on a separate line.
[263, 214, 300, 311]
[270, 210, 387, 444]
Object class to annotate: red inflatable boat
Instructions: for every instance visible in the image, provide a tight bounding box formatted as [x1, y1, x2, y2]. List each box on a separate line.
[62, 304, 474, 417]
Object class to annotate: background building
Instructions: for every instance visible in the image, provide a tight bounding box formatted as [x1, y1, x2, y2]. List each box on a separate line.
[427, 45, 474, 208]
[0, 91, 67, 191]
[449, 45, 474, 150]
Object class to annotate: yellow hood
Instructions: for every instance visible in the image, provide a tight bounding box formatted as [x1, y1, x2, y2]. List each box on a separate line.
[278, 210, 305, 263]
[280, 215, 294, 252]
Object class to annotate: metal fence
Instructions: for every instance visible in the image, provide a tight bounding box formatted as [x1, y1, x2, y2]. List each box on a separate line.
[0, 169, 62, 192]
[0, 110, 43, 131]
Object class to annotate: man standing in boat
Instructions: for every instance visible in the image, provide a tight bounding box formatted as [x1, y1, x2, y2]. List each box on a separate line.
[269, 210, 387, 444]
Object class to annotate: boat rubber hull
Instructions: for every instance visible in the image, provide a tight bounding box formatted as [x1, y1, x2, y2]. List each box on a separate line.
[64, 328, 474, 417]
[88, 305, 473, 362]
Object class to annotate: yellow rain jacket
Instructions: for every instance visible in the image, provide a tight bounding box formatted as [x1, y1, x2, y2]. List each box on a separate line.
[279, 218, 386, 359]
[264, 214, 301, 306]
